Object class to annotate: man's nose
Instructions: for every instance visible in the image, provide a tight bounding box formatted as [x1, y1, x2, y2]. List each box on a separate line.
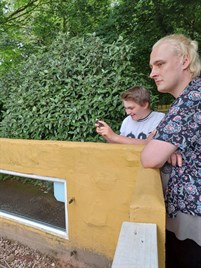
[150, 67, 157, 79]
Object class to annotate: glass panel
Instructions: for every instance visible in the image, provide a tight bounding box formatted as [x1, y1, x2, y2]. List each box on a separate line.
[0, 172, 66, 232]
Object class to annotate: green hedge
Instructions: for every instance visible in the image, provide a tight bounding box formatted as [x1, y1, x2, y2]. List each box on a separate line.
[0, 34, 152, 142]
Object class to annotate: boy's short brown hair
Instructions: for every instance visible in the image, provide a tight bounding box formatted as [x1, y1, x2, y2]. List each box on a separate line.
[120, 86, 150, 107]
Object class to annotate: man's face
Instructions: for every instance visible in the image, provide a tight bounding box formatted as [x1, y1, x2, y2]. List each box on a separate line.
[123, 100, 148, 121]
[149, 43, 184, 97]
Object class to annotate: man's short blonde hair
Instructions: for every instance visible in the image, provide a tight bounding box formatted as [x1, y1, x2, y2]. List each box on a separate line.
[153, 34, 201, 78]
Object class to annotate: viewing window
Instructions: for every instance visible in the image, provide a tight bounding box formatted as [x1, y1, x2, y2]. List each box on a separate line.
[0, 169, 68, 238]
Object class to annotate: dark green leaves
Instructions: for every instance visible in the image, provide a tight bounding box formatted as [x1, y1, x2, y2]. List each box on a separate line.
[0, 34, 148, 142]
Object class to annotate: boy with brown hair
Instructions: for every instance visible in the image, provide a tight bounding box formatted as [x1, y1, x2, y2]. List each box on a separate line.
[95, 85, 164, 144]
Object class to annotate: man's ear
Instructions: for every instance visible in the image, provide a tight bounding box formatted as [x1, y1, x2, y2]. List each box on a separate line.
[182, 55, 190, 70]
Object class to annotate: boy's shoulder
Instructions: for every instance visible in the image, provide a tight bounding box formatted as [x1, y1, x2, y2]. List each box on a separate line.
[152, 111, 165, 118]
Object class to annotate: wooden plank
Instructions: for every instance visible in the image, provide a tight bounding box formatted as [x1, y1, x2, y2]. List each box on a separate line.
[112, 222, 158, 268]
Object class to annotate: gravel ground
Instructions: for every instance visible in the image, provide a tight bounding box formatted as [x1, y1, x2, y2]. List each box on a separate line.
[0, 237, 88, 268]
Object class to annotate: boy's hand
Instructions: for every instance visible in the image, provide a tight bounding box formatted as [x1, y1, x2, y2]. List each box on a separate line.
[95, 119, 104, 128]
[146, 129, 157, 143]
[95, 120, 116, 142]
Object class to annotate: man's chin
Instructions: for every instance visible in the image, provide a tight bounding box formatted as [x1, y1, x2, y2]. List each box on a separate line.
[157, 86, 166, 93]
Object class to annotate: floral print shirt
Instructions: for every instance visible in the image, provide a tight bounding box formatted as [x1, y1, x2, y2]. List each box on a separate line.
[154, 77, 201, 218]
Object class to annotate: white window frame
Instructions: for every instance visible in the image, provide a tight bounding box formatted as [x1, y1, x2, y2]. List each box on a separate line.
[0, 169, 68, 239]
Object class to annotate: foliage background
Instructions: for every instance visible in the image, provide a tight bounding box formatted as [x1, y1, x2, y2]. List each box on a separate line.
[1, 34, 151, 141]
[0, 0, 201, 141]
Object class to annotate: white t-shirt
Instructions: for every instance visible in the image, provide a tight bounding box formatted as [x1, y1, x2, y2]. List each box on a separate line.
[120, 111, 165, 139]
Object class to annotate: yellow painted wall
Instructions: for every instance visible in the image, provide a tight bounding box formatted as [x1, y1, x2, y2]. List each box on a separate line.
[0, 138, 165, 267]
[157, 104, 170, 113]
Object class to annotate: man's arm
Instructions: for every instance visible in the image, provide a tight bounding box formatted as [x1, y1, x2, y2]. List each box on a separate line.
[141, 139, 178, 168]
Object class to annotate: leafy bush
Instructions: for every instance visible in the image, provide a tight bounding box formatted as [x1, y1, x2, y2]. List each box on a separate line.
[0, 34, 152, 142]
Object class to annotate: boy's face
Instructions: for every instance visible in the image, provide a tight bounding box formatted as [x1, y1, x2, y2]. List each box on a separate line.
[123, 100, 149, 121]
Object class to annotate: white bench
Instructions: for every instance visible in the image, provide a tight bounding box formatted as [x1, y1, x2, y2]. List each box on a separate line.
[112, 222, 158, 268]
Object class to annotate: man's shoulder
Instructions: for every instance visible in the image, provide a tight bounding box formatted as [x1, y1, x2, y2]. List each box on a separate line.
[187, 76, 201, 92]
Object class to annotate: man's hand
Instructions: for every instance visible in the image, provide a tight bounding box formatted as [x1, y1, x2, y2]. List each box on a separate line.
[168, 152, 183, 167]
[144, 130, 183, 167]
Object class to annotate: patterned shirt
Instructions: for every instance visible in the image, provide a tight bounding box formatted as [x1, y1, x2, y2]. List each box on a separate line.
[154, 77, 201, 218]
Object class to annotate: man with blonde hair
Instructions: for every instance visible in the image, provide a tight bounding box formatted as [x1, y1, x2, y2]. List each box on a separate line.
[141, 34, 201, 268]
